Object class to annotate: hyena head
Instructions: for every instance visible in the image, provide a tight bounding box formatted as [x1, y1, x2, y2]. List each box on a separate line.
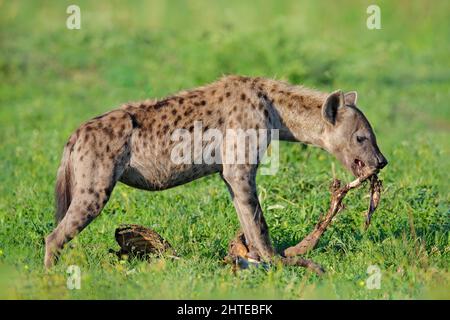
[321, 90, 388, 177]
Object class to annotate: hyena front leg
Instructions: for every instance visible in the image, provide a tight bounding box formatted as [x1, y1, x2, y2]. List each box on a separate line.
[45, 111, 134, 268]
[221, 164, 275, 261]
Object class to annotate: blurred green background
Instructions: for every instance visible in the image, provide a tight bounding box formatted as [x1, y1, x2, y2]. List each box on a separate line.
[0, 0, 448, 299]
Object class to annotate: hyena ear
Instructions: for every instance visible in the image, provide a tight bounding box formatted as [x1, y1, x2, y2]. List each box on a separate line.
[322, 90, 344, 125]
[344, 91, 358, 106]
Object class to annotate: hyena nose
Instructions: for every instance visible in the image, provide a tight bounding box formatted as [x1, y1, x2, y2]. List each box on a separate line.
[377, 154, 388, 169]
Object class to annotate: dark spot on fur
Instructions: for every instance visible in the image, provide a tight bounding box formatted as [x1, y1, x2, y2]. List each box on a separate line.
[104, 187, 112, 196]
[241, 185, 251, 194]
[184, 108, 193, 116]
[102, 127, 114, 139]
[240, 93, 246, 101]
[154, 99, 169, 110]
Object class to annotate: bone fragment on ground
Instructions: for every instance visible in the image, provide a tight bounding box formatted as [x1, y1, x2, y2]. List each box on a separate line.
[225, 231, 325, 275]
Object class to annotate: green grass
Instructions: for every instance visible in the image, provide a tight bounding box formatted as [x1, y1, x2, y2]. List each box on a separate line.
[0, 0, 449, 299]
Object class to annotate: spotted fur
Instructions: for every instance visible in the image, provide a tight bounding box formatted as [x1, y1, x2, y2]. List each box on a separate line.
[45, 75, 387, 267]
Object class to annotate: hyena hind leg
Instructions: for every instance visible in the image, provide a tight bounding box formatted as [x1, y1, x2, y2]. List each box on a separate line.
[45, 110, 134, 268]
[44, 185, 112, 268]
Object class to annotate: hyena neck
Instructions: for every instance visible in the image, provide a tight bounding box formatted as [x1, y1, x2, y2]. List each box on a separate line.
[260, 78, 328, 148]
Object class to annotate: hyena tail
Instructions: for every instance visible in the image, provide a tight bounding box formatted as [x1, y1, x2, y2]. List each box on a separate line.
[55, 133, 77, 224]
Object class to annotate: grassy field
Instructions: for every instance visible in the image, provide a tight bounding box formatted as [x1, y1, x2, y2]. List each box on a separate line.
[0, 0, 449, 299]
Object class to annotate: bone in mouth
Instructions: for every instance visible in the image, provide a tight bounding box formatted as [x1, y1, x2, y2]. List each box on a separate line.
[283, 172, 381, 257]
[365, 175, 382, 229]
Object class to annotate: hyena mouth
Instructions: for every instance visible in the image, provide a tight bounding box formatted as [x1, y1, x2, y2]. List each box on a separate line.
[352, 159, 366, 177]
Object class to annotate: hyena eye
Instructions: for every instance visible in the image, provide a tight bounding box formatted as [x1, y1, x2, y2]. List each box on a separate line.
[356, 136, 367, 143]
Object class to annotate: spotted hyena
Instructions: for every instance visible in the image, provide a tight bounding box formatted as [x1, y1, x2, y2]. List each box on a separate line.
[45, 75, 387, 268]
